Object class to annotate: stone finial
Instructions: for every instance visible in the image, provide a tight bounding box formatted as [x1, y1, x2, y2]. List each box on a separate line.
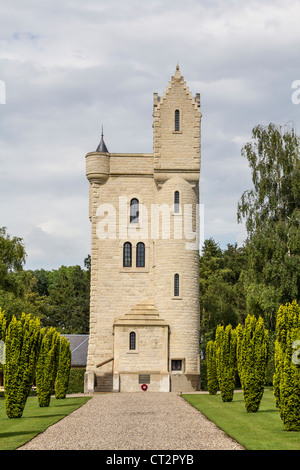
[175, 64, 181, 80]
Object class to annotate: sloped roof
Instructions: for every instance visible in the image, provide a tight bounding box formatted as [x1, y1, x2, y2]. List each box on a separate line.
[113, 303, 169, 327]
[63, 334, 89, 367]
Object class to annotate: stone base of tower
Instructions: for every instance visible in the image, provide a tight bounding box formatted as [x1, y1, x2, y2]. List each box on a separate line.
[114, 372, 170, 392]
[170, 373, 200, 392]
[113, 373, 200, 393]
[84, 303, 201, 394]
[84, 370, 200, 393]
[84, 370, 96, 394]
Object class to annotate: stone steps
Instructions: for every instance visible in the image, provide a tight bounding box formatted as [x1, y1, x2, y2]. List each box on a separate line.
[94, 373, 113, 393]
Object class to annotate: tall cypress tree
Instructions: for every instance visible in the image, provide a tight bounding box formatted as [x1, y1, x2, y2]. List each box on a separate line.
[0, 308, 6, 372]
[36, 327, 60, 407]
[55, 336, 71, 399]
[4, 313, 41, 418]
[0, 307, 6, 340]
[206, 340, 218, 395]
[215, 324, 237, 402]
[274, 300, 300, 430]
[237, 314, 269, 412]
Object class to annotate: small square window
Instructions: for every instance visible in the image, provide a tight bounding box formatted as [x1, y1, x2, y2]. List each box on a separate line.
[171, 360, 182, 371]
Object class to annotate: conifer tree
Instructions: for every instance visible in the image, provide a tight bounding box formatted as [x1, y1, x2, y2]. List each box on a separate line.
[206, 340, 218, 395]
[237, 314, 269, 412]
[55, 336, 71, 399]
[0, 308, 6, 369]
[36, 327, 60, 407]
[274, 300, 300, 430]
[215, 324, 237, 402]
[4, 313, 41, 418]
[0, 307, 6, 340]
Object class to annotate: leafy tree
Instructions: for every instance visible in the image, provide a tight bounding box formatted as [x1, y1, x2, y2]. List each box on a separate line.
[45, 265, 90, 333]
[84, 254, 91, 276]
[237, 123, 300, 330]
[200, 238, 247, 356]
[55, 336, 71, 399]
[0, 228, 50, 322]
[0, 227, 29, 320]
[30, 268, 50, 297]
[0, 227, 26, 289]
[237, 123, 300, 235]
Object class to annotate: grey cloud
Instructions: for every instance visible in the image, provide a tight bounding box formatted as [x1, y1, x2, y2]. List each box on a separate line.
[1, 0, 300, 269]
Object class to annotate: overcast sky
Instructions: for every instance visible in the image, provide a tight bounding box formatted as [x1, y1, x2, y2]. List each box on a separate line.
[1, 0, 300, 270]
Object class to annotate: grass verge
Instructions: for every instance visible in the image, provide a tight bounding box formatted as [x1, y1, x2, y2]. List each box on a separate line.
[0, 396, 91, 450]
[182, 390, 300, 450]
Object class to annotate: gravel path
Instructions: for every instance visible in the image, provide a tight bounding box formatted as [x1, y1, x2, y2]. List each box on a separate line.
[18, 393, 244, 450]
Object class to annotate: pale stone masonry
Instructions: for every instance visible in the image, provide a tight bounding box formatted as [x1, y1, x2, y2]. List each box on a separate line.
[84, 66, 202, 392]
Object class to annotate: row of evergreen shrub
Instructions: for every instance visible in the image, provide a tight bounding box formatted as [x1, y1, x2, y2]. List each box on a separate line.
[207, 315, 270, 413]
[0, 308, 71, 418]
[207, 314, 269, 412]
[207, 301, 300, 431]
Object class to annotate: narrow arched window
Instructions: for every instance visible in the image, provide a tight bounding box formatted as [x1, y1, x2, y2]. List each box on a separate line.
[175, 109, 180, 131]
[123, 242, 132, 267]
[174, 273, 180, 297]
[130, 198, 139, 223]
[129, 331, 136, 350]
[136, 242, 145, 267]
[174, 191, 180, 213]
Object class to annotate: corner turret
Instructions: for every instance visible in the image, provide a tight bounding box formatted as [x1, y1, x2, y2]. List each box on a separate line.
[86, 127, 110, 185]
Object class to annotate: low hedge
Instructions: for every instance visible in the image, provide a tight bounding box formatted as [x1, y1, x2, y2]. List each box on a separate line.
[67, 368, 85, 394]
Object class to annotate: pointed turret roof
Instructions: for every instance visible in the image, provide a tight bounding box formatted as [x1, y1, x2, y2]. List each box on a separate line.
[96, 126, 109, 153]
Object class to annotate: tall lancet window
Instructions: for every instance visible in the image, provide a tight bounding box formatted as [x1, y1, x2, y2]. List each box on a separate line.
[129, 331, 136, 350]
[175, 109, 180, 131]
[174, 273, 180, 297]
[130, 198, 139, 223]
[123, 242, 132, 267]
[174, 191, 180, 213]
[136, 242, 145, 267]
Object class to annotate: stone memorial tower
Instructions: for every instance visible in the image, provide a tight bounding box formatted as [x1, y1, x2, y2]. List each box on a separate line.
[84, 66, 201, 393]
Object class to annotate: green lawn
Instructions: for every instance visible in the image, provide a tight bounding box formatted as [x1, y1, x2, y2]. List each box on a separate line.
[183, 390, 300, 450]
[0, 396, 91, 450]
